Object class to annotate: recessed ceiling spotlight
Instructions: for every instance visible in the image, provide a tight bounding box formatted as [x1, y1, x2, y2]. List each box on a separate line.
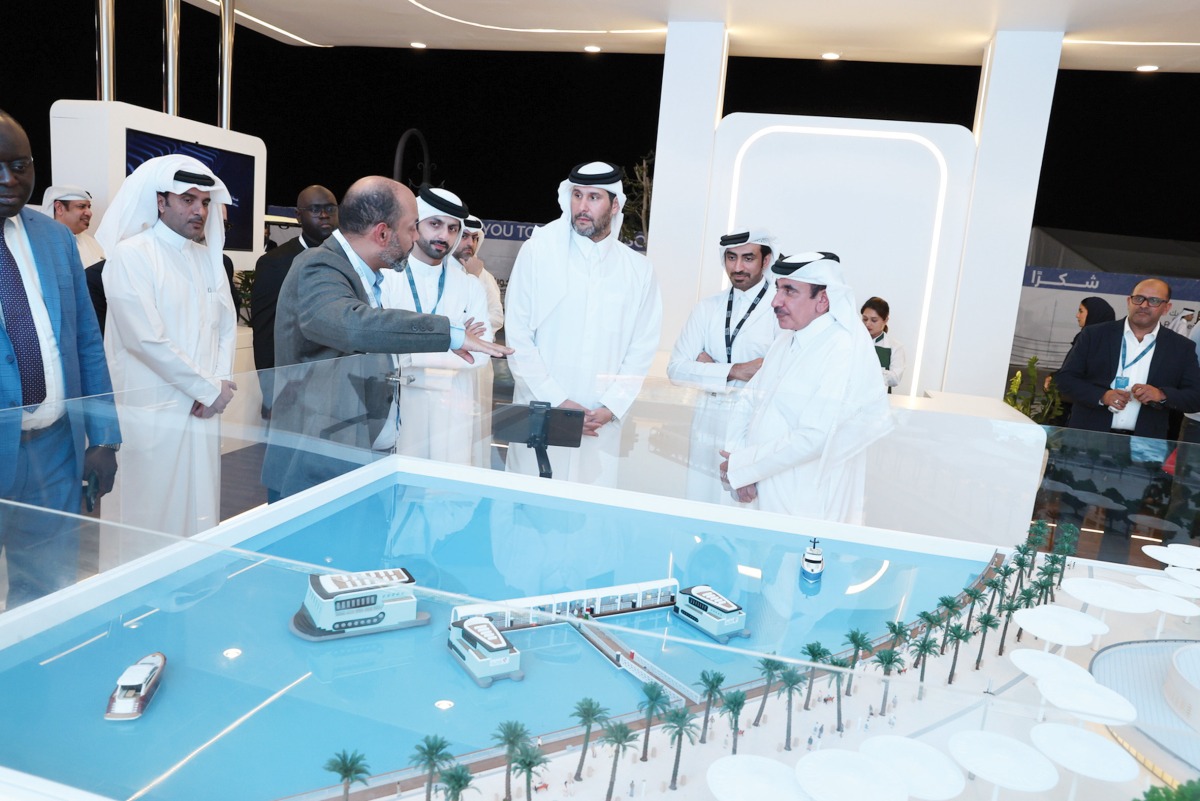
[821, 52, 841, 60]
[411, 42, 428, 49]
[1136, 64, 1159, 72]
[584, 45, 601, 53]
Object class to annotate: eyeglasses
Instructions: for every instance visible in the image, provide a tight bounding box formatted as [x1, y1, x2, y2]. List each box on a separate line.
[0, 157, 33, 177]
[1130, 295, 1168, 308]
[298, 204, 337, 216]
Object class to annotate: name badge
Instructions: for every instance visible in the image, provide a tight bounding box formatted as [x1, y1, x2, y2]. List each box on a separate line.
[1114, 376, 1130, 390]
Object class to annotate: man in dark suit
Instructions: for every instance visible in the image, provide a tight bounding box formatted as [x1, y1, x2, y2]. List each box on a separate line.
[0, 111, 120, 607]
[249, 185, 338, 418]
[1057, 278, 1200, 438]
[262, 176, 510, 499]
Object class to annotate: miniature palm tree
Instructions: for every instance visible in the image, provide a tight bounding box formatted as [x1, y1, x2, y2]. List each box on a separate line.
[719, 689, 747, 754]
[996, 597, 1021, 656]
[637, 681, 670, 762]
[600, 721, 639, 801]
[695, 670, 725, 745]
[570, 697, 609, 781]
[884, 620, 910, 651]
[1008, 553, 1029, 603]
[661, 706, 699, 790]
[1031, 575, 1055, 606]
[913, 611, 941, 670]
[491, 720, 530, 801]
[1054, 525, 1080, 588]
[440, 764, 476, 801]
[842, 629, 872, 696]
[944, 624, 973, 685]
[410, 735, 455, 801]
[753, 657, 785, 726]
[871, 648, 905, 714]
[936, 595, 962, 654]
[984, 575, 1007, 616]
[908, 637, 939, 700]
[324, 749, 370, 801]
[992, 564, 1016, 609]
[512, 741, 549, 801]
[961, 586, 986, 631]
[1014, 542, 1037, 580]
[973, 613, 1000, 670]
[801, 641, 830, 710]
[775, 666, 805, 750]
[827, 656, 850, 733]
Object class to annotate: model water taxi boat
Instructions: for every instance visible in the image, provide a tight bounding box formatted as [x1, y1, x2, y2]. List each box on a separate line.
[448, 616, 524, 687]
[105, 652, 166, 721]
[673, 585, 749, 643]
[291, 568, 430, 641]
[802, 538, 825, 582]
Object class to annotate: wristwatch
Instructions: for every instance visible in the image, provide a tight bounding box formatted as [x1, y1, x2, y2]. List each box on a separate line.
[95, 443, 121, 451]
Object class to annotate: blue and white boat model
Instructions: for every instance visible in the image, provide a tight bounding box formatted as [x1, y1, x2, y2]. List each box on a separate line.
[290, 568, 430, 641]
[673, 585, 749, 643]
[448, 616, 524, 687]
[802, 538, 825, 582]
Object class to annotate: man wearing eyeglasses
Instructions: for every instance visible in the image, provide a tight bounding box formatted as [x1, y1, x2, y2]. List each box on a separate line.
[250, 185, 338, 418]
[0, 111, 121, 607]
[1057, 278, 1200, 438]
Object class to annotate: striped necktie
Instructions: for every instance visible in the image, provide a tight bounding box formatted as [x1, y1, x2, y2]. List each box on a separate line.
[0, 224, 46, 406]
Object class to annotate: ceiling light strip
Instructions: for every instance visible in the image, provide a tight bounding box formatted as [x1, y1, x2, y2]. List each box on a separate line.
[197, 0, 332, 47]
[405, 0, 664, 35]
[1064, 39, 1200, 47]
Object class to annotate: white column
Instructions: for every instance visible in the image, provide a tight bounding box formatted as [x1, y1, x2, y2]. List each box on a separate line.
[942, 31, 1062, 395]
[646, 21, 728, 352]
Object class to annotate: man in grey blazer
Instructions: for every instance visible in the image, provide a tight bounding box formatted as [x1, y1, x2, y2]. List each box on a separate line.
[263, 176, 510, 498]
[0, 111, 120, 606]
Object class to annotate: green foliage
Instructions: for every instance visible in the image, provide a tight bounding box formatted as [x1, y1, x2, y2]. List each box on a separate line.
[1137, 780, 1200, 800]
[233, 270, 255, 325]
[1004, 356, 1063, 424]
[619, 152, 653, 248]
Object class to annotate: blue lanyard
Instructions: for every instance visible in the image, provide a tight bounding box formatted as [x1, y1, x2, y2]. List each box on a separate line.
[405, 264, 446, 315]
[1120, 336, 1156, 374]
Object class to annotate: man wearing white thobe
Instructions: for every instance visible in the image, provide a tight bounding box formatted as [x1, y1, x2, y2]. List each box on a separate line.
[96, 156, 237, 537]
[453, 214, 503, 466]
[668, 229, 778, 504]
[505, 161, 662, 487]
[39, 185, 104, 267]
[721, 252, 893, 523]
[382, 187, 492, 465]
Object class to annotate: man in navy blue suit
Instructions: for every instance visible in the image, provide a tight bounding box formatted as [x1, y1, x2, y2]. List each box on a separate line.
[0, 111, 121, 607]
[1057, 278, 1200, 439]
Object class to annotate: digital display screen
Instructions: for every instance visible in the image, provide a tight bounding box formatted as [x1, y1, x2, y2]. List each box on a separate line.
[125, 128, 256, 252]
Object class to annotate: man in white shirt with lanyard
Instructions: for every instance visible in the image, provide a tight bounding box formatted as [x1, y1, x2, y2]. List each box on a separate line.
[381, 187, 492, 465]
[668, 229, 778, 504]
[1058, 277, 1200, 441]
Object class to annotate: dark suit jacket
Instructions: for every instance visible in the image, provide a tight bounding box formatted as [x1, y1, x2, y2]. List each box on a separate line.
[0, 210, 120, 497]
[1056, 318, 1200, 437]
[261, 236, 452, 497]
[249, 236, 305, 370]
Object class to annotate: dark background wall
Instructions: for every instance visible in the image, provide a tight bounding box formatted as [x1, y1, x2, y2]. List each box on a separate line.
[6, 0, 1198, 239]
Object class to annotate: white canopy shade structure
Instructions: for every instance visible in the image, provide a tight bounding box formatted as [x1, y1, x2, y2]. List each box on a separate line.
[947, 730, 1058, 801]
[1060, 578, 1160, 648]
[1012, 606, 1101, 654]
[1009, 648, 1095, 684]
[1030, 722, 1139, 801]
[794, 748, 908, 801]
[860, 735, 965, 801]
[1132, 588, 1200, 639]
[707, 754, 805, 801]
[1144, 545, 1200, 570]
[1137, 574, 1200, 600]
[1037, 676, 1138, 726]
[1165, 567, 1200, 588]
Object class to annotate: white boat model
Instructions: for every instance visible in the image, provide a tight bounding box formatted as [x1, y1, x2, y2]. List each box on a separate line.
[291, 568, 430, 641]
[673, 585, 749, 643]
[802, 538, 825, 582]
[105, 652, 166, 721]
[448, 616, 524, 687]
